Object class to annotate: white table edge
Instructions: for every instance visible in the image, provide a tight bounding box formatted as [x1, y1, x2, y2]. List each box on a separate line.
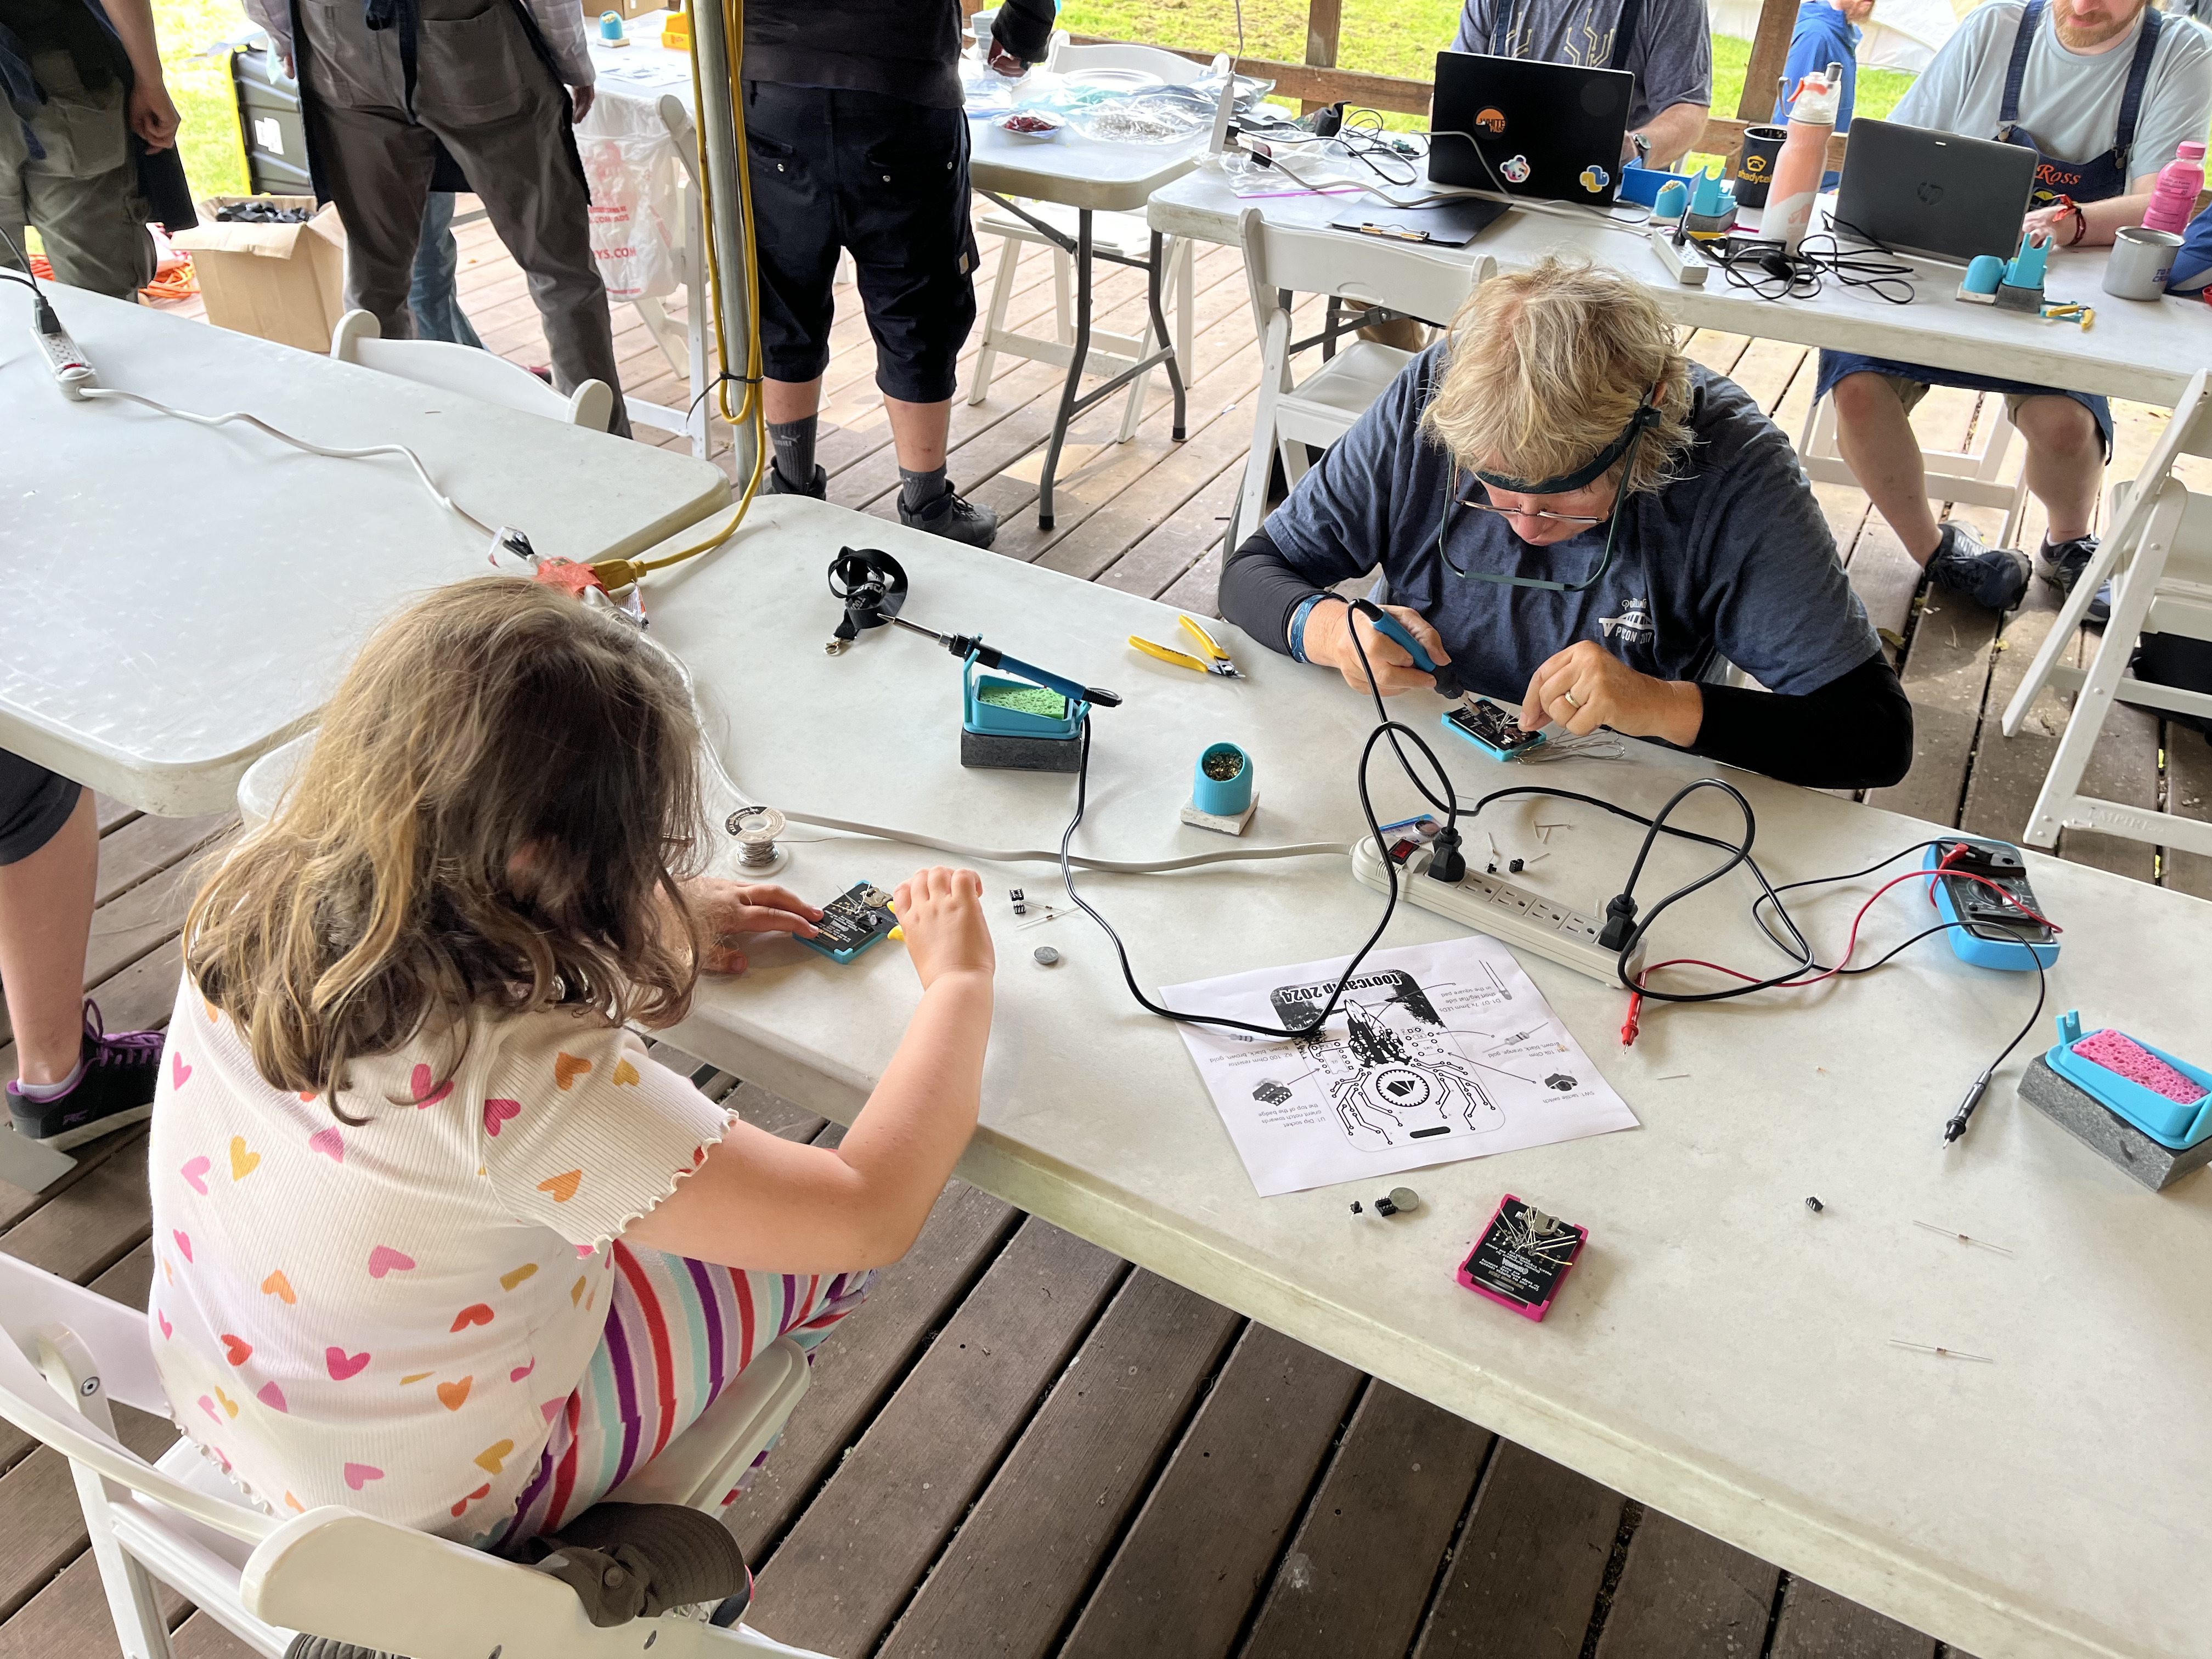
[659, 1002, 2143, 1659]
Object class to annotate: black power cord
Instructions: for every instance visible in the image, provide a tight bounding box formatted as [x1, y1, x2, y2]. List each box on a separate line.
[1056, 595, 1460, 1040]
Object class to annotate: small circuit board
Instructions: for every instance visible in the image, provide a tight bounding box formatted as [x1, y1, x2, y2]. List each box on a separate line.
[1442, 698, 1546, 762]
[799, 881, 899, 965]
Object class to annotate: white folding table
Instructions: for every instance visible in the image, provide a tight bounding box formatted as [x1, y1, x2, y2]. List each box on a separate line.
[1147, 162, 2212, 404]
[0, 287, 730, 817]
[648, 495, 2212, 1659]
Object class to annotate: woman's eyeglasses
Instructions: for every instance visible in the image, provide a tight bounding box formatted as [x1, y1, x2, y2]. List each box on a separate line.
[1456, 490, 1608, 528]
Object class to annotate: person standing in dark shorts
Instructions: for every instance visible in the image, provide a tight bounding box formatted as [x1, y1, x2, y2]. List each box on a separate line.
[1, 752, 164, 1150]
[744, 0, 1057, 547]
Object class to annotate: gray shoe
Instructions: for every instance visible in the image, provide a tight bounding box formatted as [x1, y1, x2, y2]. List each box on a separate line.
[1926, 520, 2030, 612]
[2036, 533, 2111, 628]
[766, 460, 826, 499]
[899, 479, 998, 548]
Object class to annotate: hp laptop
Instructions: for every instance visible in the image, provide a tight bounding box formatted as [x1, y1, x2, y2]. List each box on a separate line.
[1428, 50, 1634, 208]
[1833, 119, 2038, 264]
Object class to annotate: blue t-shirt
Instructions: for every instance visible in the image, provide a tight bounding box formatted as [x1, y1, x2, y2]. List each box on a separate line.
[1262, 348, 1878, 701]
[1773, 0, 1860, 189]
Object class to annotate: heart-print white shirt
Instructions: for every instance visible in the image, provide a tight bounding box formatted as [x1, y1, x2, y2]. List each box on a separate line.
[145, 974, 732, 1543]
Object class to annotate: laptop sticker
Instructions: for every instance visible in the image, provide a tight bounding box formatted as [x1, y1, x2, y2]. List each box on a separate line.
[1476, 107, 1506, 134]
[1501, 154, 1531, 184]
[1579, 163, 1610, 193]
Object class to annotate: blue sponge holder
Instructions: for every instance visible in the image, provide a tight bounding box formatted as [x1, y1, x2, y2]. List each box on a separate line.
[961, 651, 1086, 740]
[2046, 1011, 2212, 1148]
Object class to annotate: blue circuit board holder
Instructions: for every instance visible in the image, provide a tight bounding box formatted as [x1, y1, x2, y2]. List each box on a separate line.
[1440, 709, 1547, 764]
[1922, 841, 2058, 970]
[2046, 1011, 2212, 1149]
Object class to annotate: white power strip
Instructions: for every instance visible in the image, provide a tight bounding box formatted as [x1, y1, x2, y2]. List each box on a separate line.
[1349, 836, 1638, 985]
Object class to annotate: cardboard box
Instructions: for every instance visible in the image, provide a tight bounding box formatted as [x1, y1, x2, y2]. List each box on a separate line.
[171, 195, 347, 354]
[591, 0, 669, 23]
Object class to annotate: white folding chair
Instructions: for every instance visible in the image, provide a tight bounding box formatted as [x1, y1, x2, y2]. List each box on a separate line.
[1797, 387, 2032, 551]
[966, 42, 1198, 441]
[1227, 205, 1492, 552]
[1999, 368, 2212, 858]
[330, 311, 616, 433]
[0, 1250, 831, 1658]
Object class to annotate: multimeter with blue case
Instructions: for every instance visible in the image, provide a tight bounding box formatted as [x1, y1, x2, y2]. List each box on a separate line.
[1922, 839, 2058, 969]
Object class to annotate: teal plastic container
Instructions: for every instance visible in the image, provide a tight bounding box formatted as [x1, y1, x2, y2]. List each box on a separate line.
[1193, 742, 1253, 816]
[962, 652, 1084, 740]
[2046, 1011, 2212, 1148]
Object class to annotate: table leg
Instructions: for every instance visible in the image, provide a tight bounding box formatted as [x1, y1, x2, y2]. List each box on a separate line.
[1037, 207, 1093, 532]
[1148, 228, 1187, 443]
[685, 173, 710, 460]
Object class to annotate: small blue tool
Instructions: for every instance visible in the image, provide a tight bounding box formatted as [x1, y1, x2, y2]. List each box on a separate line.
[1922, 839, 2058, 970]
[1352, 599, 1462, 697]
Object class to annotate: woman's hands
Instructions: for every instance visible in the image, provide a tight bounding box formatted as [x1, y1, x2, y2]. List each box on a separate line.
[686, 878, 821, 974]
[893, 866, 995, 990]
[1300, 601, 1452, 696]
[1521, 640, 1703, 744]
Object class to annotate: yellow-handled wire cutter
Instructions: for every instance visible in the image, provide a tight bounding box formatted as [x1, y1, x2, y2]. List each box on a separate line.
[1128, 615, 1242, 678]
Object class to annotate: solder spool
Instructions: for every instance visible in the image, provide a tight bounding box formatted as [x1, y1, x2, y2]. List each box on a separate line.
[726, 805, 791, 874]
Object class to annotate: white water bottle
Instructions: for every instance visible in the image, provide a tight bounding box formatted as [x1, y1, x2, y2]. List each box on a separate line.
[1764, 62, 1843, 253]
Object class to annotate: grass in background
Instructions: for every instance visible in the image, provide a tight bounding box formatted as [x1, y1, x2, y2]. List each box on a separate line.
[154, 0, 255, 200]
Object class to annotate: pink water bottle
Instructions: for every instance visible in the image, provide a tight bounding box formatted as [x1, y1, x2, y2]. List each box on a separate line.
[2145, 141, 2205, 235]
[1763, 62, 1843, 253]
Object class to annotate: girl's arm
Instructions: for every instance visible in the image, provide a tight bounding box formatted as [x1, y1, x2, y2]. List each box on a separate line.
[622, 867, 995, 1273]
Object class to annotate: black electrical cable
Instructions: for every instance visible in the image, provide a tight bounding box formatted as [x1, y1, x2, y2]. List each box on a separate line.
[1057, 595, 1462, 1039]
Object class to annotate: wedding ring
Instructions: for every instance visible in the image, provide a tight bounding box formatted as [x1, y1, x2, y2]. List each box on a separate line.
[1563, 689, 1584, 709]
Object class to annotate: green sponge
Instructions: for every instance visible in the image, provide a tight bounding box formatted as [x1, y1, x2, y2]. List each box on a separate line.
[978, 683, 1069, 719]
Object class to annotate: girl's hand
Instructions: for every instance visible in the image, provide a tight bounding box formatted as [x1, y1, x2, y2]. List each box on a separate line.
[1302, 601, 1451, 696]
[1520, 640, 1703, 744]
[687, 878, 822, 974]
[893, 867, 994, 990]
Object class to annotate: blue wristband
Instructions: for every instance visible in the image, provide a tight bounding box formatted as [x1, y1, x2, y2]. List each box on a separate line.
[1287, 594, 1325, 663]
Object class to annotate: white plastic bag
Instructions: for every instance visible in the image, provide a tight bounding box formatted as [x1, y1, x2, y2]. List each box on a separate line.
[577, 89, 682, 302]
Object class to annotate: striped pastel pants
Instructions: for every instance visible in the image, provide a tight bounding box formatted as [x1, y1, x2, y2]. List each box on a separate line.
[495, 1243, 871, 1548]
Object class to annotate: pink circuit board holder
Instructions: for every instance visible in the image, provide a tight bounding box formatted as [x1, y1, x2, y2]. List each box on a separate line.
[1455, 1192, 1588, 1322]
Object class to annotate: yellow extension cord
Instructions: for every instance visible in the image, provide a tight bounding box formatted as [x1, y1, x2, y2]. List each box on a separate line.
[591, 0, 767, 590]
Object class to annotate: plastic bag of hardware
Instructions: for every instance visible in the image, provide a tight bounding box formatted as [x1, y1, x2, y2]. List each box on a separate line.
[575, 94, 682, 301]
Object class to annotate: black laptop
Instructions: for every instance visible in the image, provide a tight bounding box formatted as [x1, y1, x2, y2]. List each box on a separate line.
[1833, 118, 2038, 263]
[1427, 49, 1634, 207]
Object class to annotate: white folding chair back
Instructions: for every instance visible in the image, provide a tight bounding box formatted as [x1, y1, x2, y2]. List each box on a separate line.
[1797, 386, 2031, 550]
[329, 311, 616, 433]
[0, 1251, 829, 1658]
[1999, 368, 2212, 857]
[1227, 205, 1492, 552]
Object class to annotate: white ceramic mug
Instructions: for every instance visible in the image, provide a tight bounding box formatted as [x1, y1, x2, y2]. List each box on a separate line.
[2104, 226, 2183, 300]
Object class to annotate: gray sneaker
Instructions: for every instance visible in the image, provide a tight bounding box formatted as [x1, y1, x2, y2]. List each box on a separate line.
[2036, 534, 2111, 628]
[1925, 520, 2030, 612]
[899, 479, 999, 548]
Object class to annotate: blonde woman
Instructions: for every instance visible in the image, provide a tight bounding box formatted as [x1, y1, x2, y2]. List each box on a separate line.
[1218, 257, 1912, 789]
[150, 578, 994, 1553]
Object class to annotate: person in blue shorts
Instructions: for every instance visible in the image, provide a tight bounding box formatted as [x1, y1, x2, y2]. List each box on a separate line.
[1823, 0, 2212, 621]
[1217, 258, 1914, 791]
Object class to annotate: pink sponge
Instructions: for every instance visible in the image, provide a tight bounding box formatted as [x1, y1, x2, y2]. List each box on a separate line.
[2072, 1030, 2205, 1104]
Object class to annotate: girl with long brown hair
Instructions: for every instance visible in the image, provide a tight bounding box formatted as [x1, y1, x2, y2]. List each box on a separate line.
[148, 577, 994, 1549]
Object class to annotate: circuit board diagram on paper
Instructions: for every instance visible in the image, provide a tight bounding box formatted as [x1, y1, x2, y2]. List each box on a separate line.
[1166, 936, 1639, 1197]
[1259, 970, 1505, 1151]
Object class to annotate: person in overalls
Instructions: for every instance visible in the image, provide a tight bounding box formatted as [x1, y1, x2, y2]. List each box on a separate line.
[242, 0, 631, 435]
[1822, 0, 2212, 617]
[1449, 0, 1713, 168]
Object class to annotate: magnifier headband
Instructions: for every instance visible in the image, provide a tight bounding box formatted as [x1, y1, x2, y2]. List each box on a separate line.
[1468, 396, 1663, 498]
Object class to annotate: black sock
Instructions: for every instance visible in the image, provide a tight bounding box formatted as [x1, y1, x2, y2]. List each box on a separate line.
[769, 415, 817, 487]
[900, 464, 948, 511]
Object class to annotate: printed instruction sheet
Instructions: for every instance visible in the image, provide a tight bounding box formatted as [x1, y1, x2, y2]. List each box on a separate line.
[1164, 935, 1639, 1197]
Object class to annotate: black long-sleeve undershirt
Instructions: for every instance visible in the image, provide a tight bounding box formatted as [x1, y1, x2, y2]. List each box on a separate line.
[1218, 529, 1914, 791]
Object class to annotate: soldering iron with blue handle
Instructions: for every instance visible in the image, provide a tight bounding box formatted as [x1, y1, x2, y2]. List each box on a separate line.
[1353, 599, 1463, 698]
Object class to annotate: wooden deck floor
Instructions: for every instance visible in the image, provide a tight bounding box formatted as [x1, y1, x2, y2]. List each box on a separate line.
[5, 205, 2208, 1659]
